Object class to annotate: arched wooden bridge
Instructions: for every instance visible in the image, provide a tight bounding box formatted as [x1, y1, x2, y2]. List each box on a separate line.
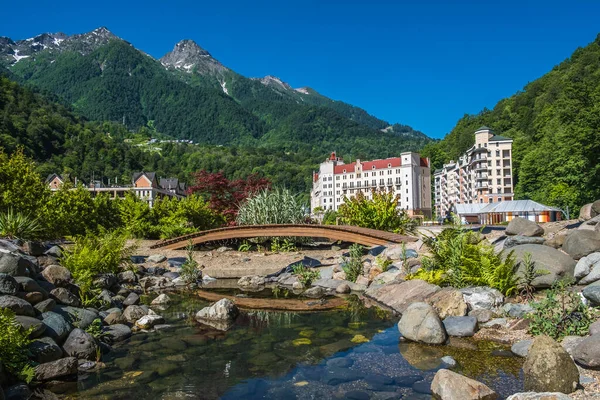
[150, 224, 417, 250]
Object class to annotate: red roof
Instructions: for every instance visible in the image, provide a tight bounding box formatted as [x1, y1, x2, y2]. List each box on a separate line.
[420, 157, 429, 167]
[333, 157, 402, 174]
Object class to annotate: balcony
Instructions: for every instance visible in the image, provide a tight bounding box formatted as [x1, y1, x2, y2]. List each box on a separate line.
[475, 182, 488, 189]
[475, 173, 488, 180]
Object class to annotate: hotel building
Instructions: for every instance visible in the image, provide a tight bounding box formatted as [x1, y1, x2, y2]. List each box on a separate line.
[310, 152, 432, 218]
[433, 126, 514, 218]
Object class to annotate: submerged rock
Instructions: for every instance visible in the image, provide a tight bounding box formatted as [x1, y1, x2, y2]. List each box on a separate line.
[506, 393, 572, 400]
[196, 298, 239, 322]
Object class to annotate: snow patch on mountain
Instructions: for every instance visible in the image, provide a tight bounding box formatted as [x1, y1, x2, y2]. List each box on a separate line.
[220, 80, 229, 95]
[295, 87, 310, 95]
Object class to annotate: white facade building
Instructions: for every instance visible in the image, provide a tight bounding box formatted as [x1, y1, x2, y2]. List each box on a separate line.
[310, 152, 432, 218]
[433, 127, 514, 219]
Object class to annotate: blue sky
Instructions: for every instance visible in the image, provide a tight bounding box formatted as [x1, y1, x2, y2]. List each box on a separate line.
[2, 0, 599, 138]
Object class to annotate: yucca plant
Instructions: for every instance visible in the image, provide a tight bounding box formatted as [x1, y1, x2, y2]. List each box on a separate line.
[0, 208, 43, 240]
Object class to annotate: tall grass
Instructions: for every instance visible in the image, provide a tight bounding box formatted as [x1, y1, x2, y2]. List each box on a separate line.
[0, 208, 42, 240]
[236, 188, 305, 225]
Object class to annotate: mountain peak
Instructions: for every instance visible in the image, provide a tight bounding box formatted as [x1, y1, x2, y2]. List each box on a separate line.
[160, 39, 228, 76]
[254, 75, 292, 91]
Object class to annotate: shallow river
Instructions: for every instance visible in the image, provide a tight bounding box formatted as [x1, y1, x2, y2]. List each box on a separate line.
[73, 290, 524, 399]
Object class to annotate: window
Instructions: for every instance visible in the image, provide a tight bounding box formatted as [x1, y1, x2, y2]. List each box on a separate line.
[489, 198, 493, 203]
[350, 174, 354, 179]
[336, 183, 340, 188]
[336, 190, 340, 195]
[496, 160, 500, 166]
[350, 182, 354, 188]
[396, 169, 401, 174]
[496, 150, 500, 157]
[357, 173, 361, 178]
[395, 177, 401, 184]
[387, 178, 392, 184]
[342, 183, 347, 188]
[336, 176, 340, 180]
[387, 170, 392, 175]
[406, 189, 409, 194]
[357, 182, 361, 188]
[343, 175, 347, 180]
[379, 171, 384, 176]
[364, 181, 368, 187]
[350, 189, 354, 194]
[343, 169, 346, 173]
[496, 142, 499, 147]
[372, 165, 376, 170]
[379, 179, 384, 185]
[372, 179, 376, 186]
[497, 179, 501, 185]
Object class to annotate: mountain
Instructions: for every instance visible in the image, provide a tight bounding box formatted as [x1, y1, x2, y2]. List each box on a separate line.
[0, 27, 429, 157]
[421, 34, 600, 212]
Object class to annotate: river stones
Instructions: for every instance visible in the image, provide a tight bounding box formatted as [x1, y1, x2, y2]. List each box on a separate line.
[366, 280, 440, 314]
[506, 217, 544, 237]
[442, 316, 478, 337]
[431, 369, 498, 400]
[427, 289, 468, 319]
[34, 357, 78, 381]
[0, 273, 18, 295]
[398, 302, 447, 344]
[41, 311, 73, 343]
[41, 265, 72, 287]
[123, 305, 148, 323]
[15, 315, 46, 338]
[63, 328, 98, 361]
[0, 295, 35, 316]
[103, 324, 132, 343]
[29, 337, 63, 363]
[196, 298, 239, 321]
[50, 287, 80, 306]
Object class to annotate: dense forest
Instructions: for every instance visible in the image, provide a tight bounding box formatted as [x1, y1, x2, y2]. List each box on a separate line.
[421, 34, 600, 213]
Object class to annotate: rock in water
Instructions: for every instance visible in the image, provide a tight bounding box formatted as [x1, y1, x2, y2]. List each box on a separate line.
[442, 316, 478, 337]
[573, 334, 600, 368]
[398, 302, 447, 344]
[150, 293, 171, 305]
[506, 393, 572, 400]
[431, 369, 498, 399]
[196, 298, 239, 321]
[62, 328, 99, 361]
[34, 357, 78, 381]
[523, 335, 579, 393]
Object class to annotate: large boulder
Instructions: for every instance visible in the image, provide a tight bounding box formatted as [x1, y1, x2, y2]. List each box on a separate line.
[579, 203, 594, 221]
[572, 334, 600, 368]
[52, 305, 98, 330]
[523, 335, 579, 394]
[442, 316, 478, 337]
[34, 357, 78, 381]
[50, 287, 80, 306]
[511, 339, 533, 358]
[0, 251, 33, 277]
[506, 217, 544, 237]
[41, 311, 73, 343]
[15, 316, 46, 338]
[459, 287, 504, 311]
[427, 289, 468, 319]
[196, 298, 239, 321]
[563, 230, 600, 260]
[103, 324, 132, 343]
[62, 328, 98, 360]
[41, 265, 72, 287]
[574, 252, 600, 284]
[509, 244, 576, 288]
[122, 305, 147, 323]
[0, 295, 35, 316]
[0, 273, 19, 295]
[582, 282, 600, 306]
[431, 369, 498, 400]
[592, 200, 600, 218]
[365, 279, 440, 314]
[29, 337, 63, 363]
[397, 302, 447, 344]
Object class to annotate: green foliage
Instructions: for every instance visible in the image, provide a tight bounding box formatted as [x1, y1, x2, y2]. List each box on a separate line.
[338, 190, 416, 233]
[527, 281, 593, 340]
[417, 225, 519, 295]
[0, 308, 35, 382]
[43, 184, 98, 237]
[271, 238, 297, 253]
[407, 269, 446, 286]
[375, 255, 393, 273]
[236, 188, 306, 225]
[342, 244, 364, 283]
[518, 252, 549, 300]
[0, 208, 42, 240]
[322, 210, 339, 225]
[238, 240, 252, 252]
[180, 240, 201, 284]
[291, 263, 321, 286]
[60, 230, 137, 296]
[85, 318, 106, 340]
[421, 34, 600, 213]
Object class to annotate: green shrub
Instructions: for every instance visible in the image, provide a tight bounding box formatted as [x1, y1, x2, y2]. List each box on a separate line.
[407, 269, 446, 285]
[322, 210, 339, 225]
[338, 189, 416, 234]
[118, 192, 156, 239]
[60, 230, 137, 297]
[180, 241, 201, 284]
[527, 280, 593, 340]
[416, 225, 519, 296]
[342, 244, 364, 283]
[517, 251, 549, 300]
[291, 263, 321, 286]
[238, 240, 252, 252]
[0, 208, 42, 240]
[236, 188, 305, 225]
[271, 238, 297, 253]
[0, 308, 35, 382]
[375, 255, 393, 272]
[42, 184, 98, 237]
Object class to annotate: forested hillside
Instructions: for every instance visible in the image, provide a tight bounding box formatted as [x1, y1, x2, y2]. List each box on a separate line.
[422, 34, 600, 212]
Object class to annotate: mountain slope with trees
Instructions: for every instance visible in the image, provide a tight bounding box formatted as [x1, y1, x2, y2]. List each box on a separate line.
[422, 34, 600, 212]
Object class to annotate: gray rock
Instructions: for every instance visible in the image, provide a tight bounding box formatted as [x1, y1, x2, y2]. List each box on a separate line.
[103, 309, 124, 325]
[41, 265, 71, 286]
[336, 283, 351, 294]
[50, 287, 80, 306]
[0, 295, 35, 316]
[118, 270, 137, 284]
[122, 305, 147, 323]
[460, 287, 504, 311]
[103, 324, 132, 343]
[503, 303, 534, 318]
[563, 230, 600, 260]
[63, 328, 98, 360]
[92, 273, 117, 289]
[44, 246, 63, 258]
[440, 356, 457, 368]
[468, 309, 494, 323]
[510, 244, 576, 288]
[312, 278, 365, 292]
[147, 254, 167, 263]
[523, 335, 579, 393]
[52, 305, 98, 330]
[506, 393, 572, 400]
[303, 286, 326, 298]
[123, 292, 140, 306]
[41, 311, 72, 343]
[4, 383, 32, 399]
[504, 236, 546, 248]
[442, 316, 478, 337]
[34, 357, 78, 381]
[196, 298, 239, 321]
[575, 253, 600, 284]
[582, 282, 600, 305]
[561, 335, 584, 357]
[14, 276, 46, 294]
[589, 320, 600, 336]
[573, 334, 600, 368]
[382, 245, 418, 260]
[15, 315, 45, 338]
[150, 293, 171, 305]
[0, 251, 32, 277]
[135, 314, 165, 329]
[162, 271, 180, 280]
[428, 289, 469, 320]
[238, 275, 266, 288]
[431, 369, 498, 400]
[0, 273, 18, 295]
[506, 217, 544, 237]
[366, 280, 440, 314]
[481, 318, 509, 329]
[29, 336, 63, 363]
[398, 302, 447, 344]
[371, 268, 403, 285]
[511, 339, 533, 357]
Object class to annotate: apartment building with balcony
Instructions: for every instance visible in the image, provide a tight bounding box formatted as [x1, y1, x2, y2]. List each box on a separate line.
[311, 152, 432, 218]
[433, 126, 514, 218]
